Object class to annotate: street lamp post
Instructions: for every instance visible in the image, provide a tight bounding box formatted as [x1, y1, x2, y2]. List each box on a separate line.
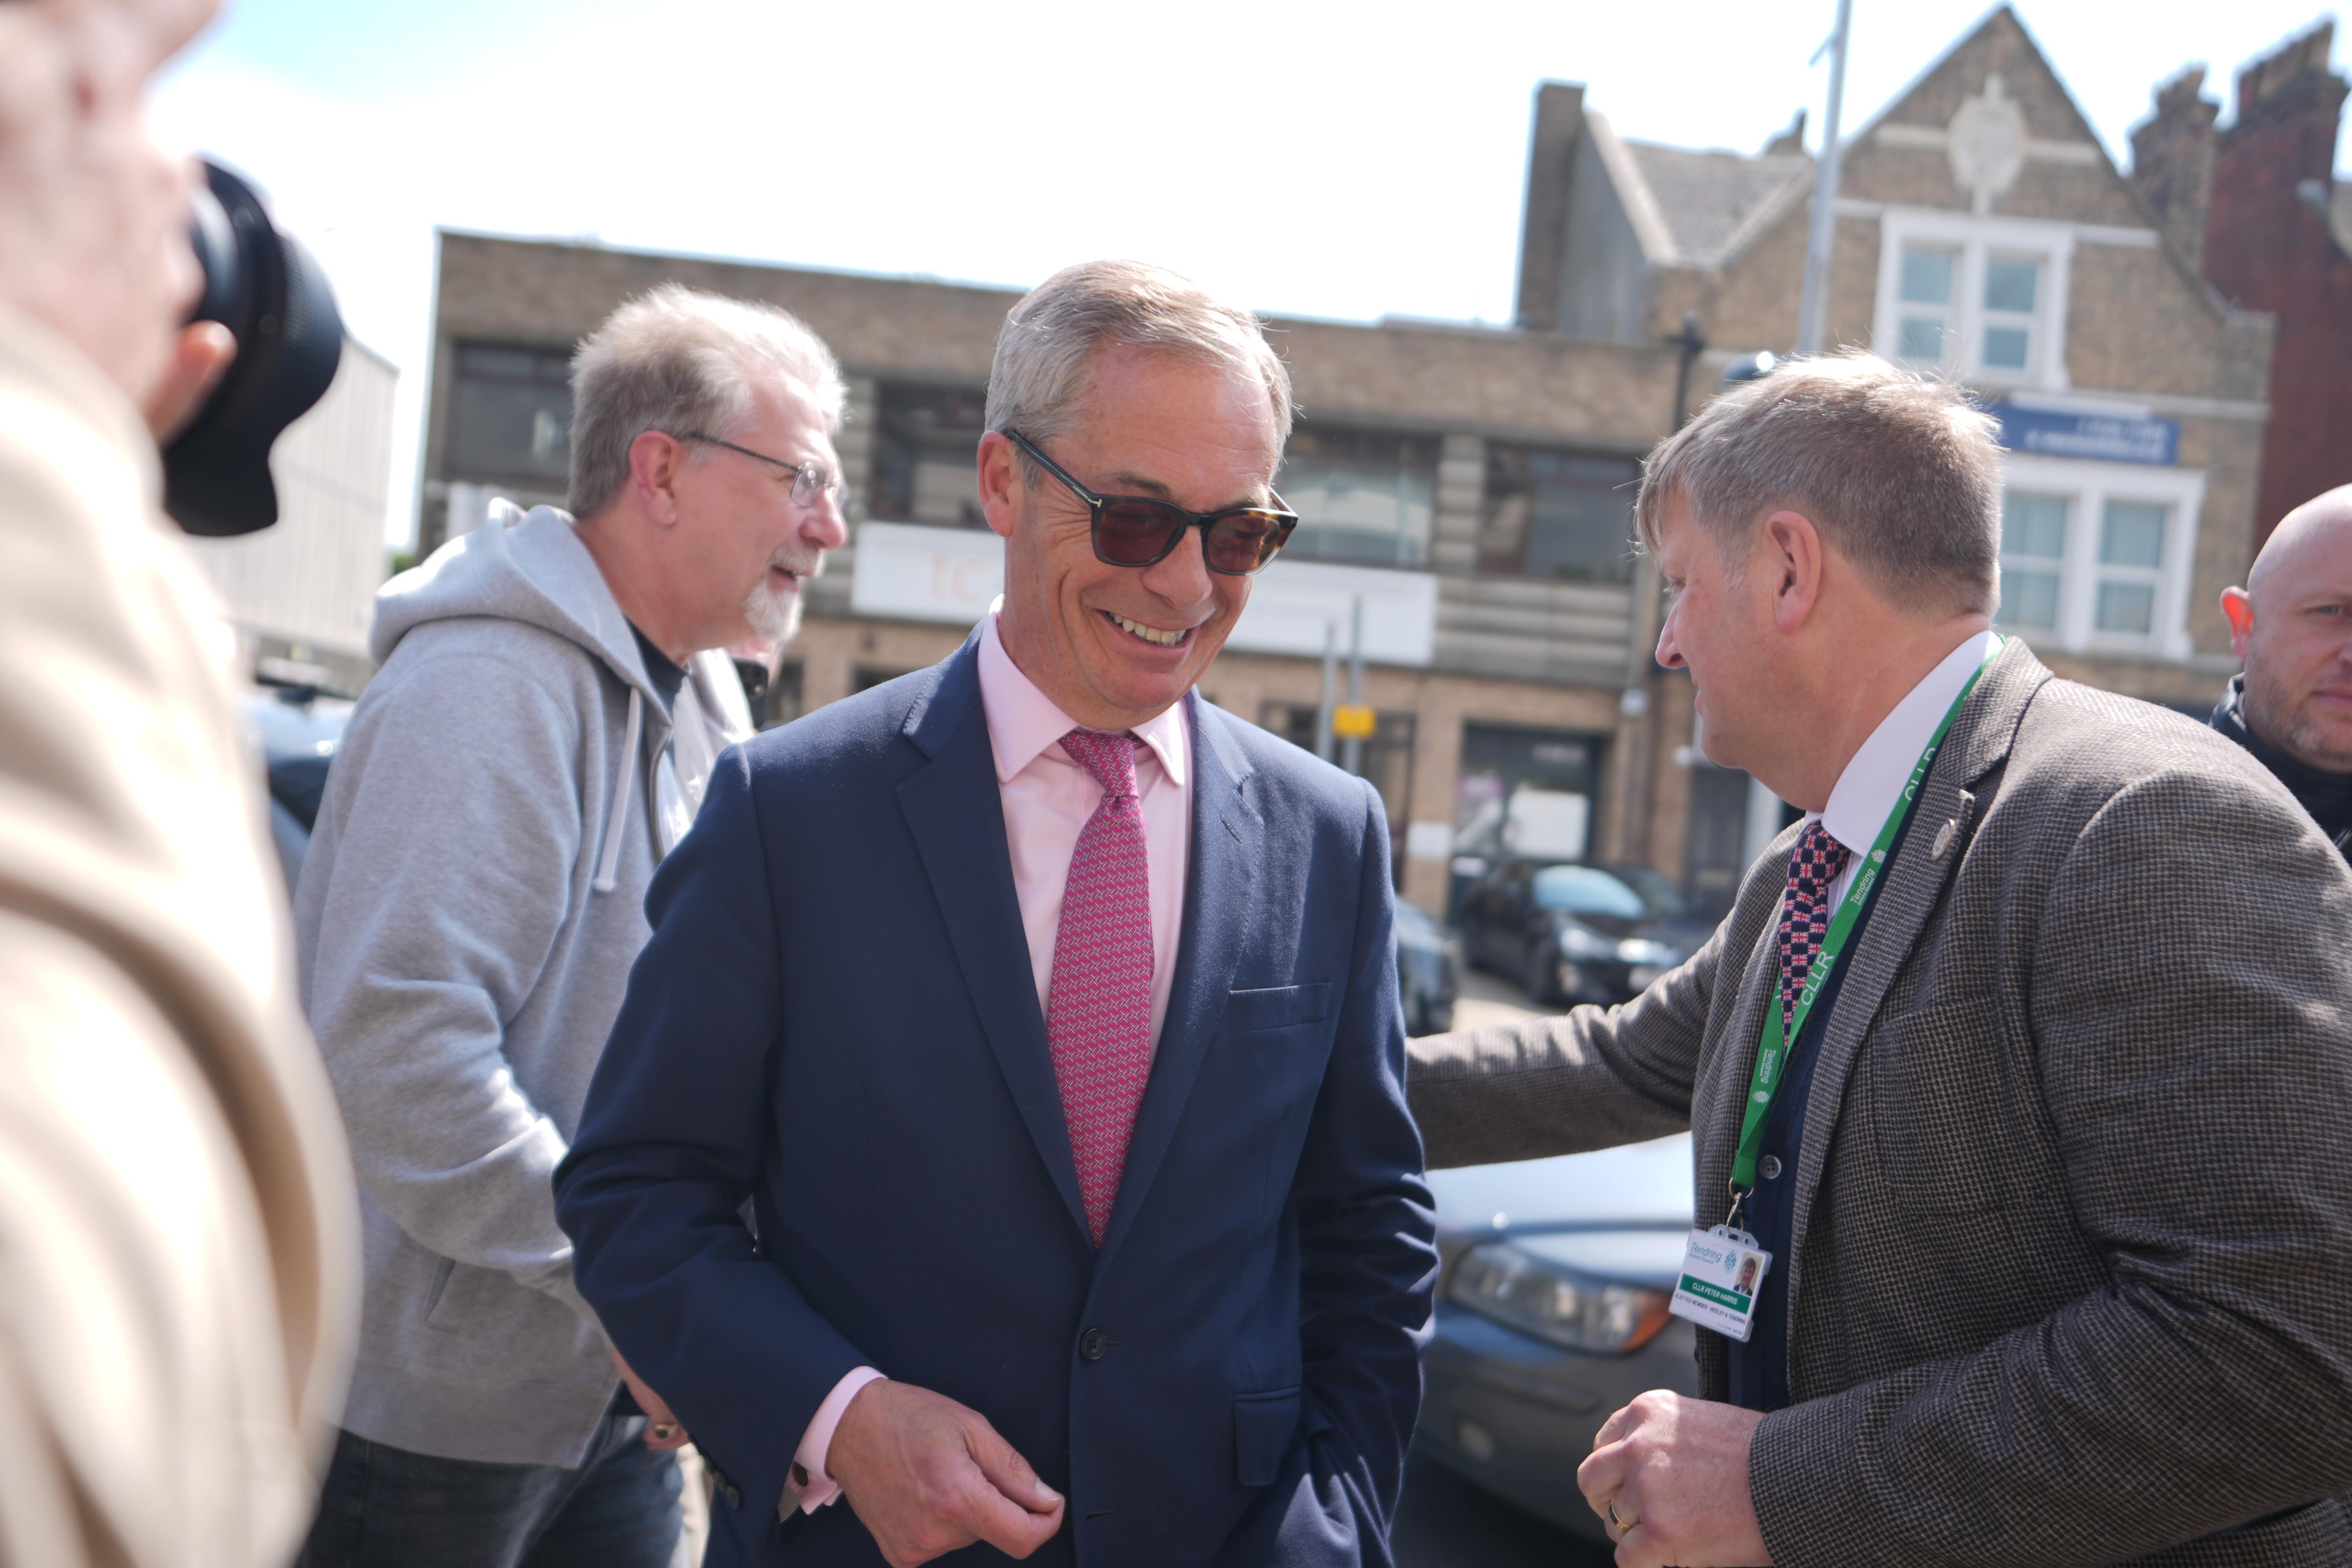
[1795, 0, 1855, 358]
[1744, 0, 1855, 870]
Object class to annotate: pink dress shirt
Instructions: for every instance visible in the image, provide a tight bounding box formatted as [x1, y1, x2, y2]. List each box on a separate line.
[782, 604, 1195, 1516]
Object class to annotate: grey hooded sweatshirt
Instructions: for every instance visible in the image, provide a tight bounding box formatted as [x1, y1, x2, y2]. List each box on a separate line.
[294, 500, 750, 1467]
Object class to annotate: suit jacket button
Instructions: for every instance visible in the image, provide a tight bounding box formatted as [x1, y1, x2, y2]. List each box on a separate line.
[723, 1483, 742, 1510]
[1079, 1328, 1111, 1362]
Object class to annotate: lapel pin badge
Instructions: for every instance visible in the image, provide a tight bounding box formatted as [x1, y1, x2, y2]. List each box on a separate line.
[1930, 818, 1958, 861]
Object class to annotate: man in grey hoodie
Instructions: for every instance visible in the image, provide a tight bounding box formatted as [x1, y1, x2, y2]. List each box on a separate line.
[294, 284, 848, 1568]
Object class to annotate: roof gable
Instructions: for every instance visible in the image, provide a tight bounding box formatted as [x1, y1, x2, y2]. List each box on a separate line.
[1839, 5, 2146, 227]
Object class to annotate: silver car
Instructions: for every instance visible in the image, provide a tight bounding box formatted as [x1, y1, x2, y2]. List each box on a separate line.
[1415, 1134, 1700, 1542]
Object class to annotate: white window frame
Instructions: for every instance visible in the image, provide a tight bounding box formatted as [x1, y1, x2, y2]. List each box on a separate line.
[1874, 209, 2074, 392]
[1994, 453, 2205, 661]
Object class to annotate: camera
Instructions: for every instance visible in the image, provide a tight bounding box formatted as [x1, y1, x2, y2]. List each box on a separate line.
[162, 160, 344, 538]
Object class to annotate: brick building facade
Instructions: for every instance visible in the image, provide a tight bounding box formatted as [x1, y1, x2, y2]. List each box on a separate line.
[1516, 6, 2276, 893]
[2134, 23, 2352, 546]
[421, 234, 1694, 918]
[417, 7, 2289, 923]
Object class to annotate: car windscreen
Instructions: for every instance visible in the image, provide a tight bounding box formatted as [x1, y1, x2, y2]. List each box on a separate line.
[1611, 865, 1690, 920]
[1530, 865, 1647, 918]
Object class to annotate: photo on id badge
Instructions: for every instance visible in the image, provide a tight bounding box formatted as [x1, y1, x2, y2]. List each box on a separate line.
[1670, 1226, 1772, 1342]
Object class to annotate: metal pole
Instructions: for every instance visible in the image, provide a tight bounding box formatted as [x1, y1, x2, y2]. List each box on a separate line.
[1794, 0, 1853, 356]
[1342, 595, 1366, 777]
[1750, 0, 1854, 868]
[1668, 311, 1707, 429]
[1316, 620, 1338, 763]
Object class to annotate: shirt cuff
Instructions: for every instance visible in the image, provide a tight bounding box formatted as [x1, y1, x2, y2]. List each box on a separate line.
[780, 1367, 887, 1517]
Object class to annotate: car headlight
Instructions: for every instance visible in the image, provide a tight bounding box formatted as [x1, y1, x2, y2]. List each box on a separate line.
[1446, 1241, 1673, 1354]
[1556, 924, 1612, 960]
[1615, 937, 1677, 967]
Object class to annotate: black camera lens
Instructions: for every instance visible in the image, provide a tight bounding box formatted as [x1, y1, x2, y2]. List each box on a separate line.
[162, 160, 344, 538]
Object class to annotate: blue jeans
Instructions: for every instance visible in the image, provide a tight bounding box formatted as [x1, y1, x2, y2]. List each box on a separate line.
[299, 1401, 688, 1568]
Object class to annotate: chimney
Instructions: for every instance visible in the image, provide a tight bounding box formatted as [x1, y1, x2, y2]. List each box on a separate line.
[2225, 20, 2347, 184]
[1763, 109, 1808, 158]
[2131, 67, 2220, 270]
[1514, 82, 1586, 332]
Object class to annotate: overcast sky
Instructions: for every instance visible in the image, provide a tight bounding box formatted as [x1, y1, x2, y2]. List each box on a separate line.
[149, 0, 2349, 549]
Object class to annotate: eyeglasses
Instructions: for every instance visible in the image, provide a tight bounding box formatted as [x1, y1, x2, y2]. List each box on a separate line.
[1004, 429, 1298, 577]
[673, 430, 845, 509]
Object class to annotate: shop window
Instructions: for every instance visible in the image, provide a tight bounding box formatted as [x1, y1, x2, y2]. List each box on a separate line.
[448, 342, 574, 485]
[1448, 724, 1604, 917]
[1478, 446, 1640, 583]
[1278, 427, 1437, 568]
[871, 383, 988, 528]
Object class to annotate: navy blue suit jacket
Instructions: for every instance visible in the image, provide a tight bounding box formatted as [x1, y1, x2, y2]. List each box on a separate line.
[554, 637, 1436, 1566]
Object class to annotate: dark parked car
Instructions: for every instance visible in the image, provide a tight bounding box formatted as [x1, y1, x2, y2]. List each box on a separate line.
[240, 684, 352, 893]
[1394, 899, 1461, 1036]
[1416, 1134, 1700, 1542]
[1457, 859, 1708, 1006]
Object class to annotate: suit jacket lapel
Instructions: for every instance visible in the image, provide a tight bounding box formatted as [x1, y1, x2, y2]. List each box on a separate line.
[1782, 640, 2052, 1333]
[895, 637, 1091, 1243]
[1096, 693, 1258, 1263]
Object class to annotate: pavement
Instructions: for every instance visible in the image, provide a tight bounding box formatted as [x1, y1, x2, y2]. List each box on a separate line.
[1391, 969, 1613, 1567]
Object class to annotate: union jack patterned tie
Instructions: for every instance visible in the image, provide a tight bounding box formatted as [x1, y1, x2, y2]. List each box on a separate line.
[1776, 820, 1851, 1044]
[1047, 729, 1156, 1247]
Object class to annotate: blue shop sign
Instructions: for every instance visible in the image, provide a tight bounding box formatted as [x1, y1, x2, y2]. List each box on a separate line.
[1993, 403, 2178, 466]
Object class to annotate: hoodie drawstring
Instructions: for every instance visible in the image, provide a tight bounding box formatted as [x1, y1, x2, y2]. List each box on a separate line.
[592, 687, 643, 893]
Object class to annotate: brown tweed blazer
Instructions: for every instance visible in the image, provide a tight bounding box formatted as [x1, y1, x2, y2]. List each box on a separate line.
[1408, 640, 2352, 1568]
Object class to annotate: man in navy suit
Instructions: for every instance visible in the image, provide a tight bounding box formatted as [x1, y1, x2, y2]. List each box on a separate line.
[555, 259, 1436, 1566]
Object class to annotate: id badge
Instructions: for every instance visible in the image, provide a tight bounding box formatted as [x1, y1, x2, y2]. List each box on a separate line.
[1668, 1225, 1773, 1343]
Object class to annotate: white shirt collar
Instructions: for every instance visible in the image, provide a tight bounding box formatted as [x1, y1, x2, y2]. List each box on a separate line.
[1814, 630, 2000, 855]
[975, 597, 1191, 788]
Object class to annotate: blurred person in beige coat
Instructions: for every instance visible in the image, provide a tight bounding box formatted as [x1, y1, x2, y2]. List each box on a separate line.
[0, 2, 359, 1565]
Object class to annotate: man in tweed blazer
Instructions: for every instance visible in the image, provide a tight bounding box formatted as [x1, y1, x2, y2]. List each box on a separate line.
[1409, 354, 2352, 1568]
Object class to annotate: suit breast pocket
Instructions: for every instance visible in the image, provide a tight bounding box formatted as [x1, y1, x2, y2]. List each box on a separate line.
[1221, 982, 1334, 1035]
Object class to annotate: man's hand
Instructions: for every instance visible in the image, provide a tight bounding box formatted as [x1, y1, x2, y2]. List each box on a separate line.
[826, 1379, 1063, 1567]
[611, 1349, 690, 1452]
[1578, 1390, 1770, 1568]
[0, 0, 220, 409]
[143, 319, 233, 441]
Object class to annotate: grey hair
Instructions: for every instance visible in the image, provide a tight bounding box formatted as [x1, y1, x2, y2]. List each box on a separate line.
[1635, 351, 2002, 617]
[568, 283, 846, 519]
[983, 260, 1294, 463]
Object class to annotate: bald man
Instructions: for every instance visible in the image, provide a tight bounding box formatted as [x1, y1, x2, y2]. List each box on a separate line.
[2216, 484, 2352, 858]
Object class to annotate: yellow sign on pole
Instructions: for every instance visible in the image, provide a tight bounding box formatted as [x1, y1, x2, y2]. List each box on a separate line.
[1331, 703, 1377, 740]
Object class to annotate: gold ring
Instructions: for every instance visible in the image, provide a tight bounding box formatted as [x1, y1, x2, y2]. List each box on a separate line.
[1607, 1497, 1637, 1535]
[651, 1422, 679, 1441]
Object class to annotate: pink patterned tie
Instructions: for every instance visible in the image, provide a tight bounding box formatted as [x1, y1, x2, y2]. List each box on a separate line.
[1776, 820, 1851, 1045]
[1047, 729, 1156, 1247]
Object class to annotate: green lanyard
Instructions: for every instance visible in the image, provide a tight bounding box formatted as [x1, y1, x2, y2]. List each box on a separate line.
[1727, 638, 2001, 1207]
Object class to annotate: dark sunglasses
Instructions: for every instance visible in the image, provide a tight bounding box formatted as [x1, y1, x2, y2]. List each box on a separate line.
[1004, 429, 1298, 577]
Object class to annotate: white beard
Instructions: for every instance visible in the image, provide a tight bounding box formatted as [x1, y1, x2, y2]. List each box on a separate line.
[743, 573, 803, 646]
